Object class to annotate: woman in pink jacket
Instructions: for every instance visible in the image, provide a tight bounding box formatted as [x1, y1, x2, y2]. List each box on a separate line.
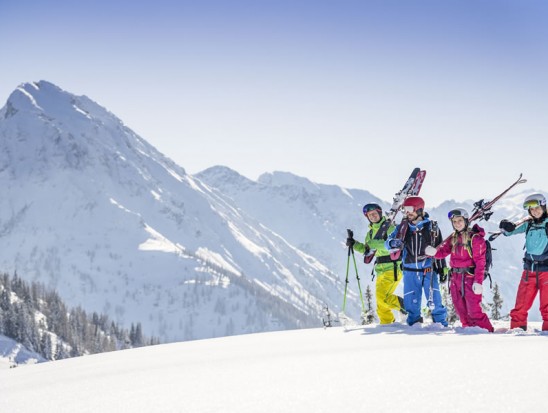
[425, 208, 494, 332]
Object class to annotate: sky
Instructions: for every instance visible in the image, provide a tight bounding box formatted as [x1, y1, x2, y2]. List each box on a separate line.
[2, 322, 548, 412]
[1, 0, 548, 205]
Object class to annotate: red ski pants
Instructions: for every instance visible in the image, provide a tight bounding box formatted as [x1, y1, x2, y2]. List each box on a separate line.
[510, 270, 548, 331]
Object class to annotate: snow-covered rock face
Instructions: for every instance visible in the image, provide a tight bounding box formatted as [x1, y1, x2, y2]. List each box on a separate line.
[0, 81, 351, 343]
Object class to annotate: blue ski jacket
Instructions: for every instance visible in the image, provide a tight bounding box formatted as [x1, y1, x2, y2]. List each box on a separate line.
[504, 218, 548, 271]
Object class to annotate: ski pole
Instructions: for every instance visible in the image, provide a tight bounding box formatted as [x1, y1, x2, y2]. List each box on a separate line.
[342, 235, 352, 313]
[342, 229, 367, 314]
[351, 245, 367, 314]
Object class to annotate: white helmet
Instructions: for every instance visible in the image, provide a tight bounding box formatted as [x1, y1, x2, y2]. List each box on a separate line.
[523, 193, 547, 209]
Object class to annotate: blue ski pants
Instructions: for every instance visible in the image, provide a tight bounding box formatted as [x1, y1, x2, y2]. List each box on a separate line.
[402, 268, 447, 326]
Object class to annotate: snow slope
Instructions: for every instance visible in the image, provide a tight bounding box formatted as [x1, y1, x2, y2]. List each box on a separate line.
[0, 334, 44, 369]
[1, 322, 547, 413]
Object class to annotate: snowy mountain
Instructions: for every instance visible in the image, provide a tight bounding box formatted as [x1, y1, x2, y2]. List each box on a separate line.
[0, 81, 351, 343]
[1, 322, 547, 413]
[196, 166, 386, 271]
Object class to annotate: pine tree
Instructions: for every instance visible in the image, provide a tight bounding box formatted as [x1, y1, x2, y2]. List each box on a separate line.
[364, 285, 375, 324]
[40, 333, 54, 360]
[441, 284, 458, 325]
[489, 282, 503, 320]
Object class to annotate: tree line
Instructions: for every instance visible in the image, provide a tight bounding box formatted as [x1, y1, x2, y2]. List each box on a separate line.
[0, 272, 159, 363]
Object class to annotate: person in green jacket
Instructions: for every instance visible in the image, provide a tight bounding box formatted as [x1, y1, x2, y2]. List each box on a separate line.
[346, 203, 406, 324]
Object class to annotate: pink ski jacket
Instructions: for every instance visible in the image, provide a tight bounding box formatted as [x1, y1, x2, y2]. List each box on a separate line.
[434, 224, 487, 284]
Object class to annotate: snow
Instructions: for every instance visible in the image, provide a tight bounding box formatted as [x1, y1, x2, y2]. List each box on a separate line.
[1, 322, 547, 413]
[0, 335, 44, 370]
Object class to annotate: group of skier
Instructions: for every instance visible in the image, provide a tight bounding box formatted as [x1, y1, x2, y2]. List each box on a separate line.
[346, 192, 548, 333]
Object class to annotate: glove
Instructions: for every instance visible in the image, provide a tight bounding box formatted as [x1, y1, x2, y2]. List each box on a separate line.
[388, 239, 403, 249]
[346, 237, 356, 247]
[472, 282, 483, 295]
[439, 267, 449, 283]
[424, 245, 437, 257]
[499, 219, 516, 233]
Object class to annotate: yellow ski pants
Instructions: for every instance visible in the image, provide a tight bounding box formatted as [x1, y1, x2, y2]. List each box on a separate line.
[376, 267, 403, 324]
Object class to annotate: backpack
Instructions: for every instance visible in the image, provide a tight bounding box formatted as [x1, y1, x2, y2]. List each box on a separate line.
[465, 234, 494, 288]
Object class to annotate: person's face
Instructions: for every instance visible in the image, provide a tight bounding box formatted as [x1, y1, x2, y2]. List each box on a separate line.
[366, 210, 381, 223]
[529, 205, 543, 219]
[451, 216, 466, 232]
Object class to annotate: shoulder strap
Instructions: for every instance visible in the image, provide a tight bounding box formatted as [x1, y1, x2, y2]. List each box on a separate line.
[465, 235, 475, 260]
[526, 220, 533, 235]
[372, 218, 390, 240]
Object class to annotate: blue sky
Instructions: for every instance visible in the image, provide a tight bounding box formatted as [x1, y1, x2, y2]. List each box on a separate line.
[1, 0, 548, 206]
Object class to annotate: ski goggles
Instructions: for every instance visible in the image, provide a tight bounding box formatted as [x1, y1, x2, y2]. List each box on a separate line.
[447, 209, 468, 220]
[402, 206, 416, 213]
[523, 200, 543, 209]
[363, 203, 381, 215]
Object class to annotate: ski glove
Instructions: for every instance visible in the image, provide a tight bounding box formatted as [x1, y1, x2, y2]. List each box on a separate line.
[472, 282, 483, 295]
[346, 237, 356, 247]
[499, 219, 516, 233]
[388, 239, 403, 249]
[424, 245, 437, 257]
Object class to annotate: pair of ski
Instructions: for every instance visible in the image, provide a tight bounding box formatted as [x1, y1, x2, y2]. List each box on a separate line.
[435, 173, 528, 247]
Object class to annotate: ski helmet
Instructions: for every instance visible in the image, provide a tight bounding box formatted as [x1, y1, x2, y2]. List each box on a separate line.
[523, 193, 547, 210]
[363, 203, 382, 221]
[448, 208, 469, 229]
[402, 196, 425, 214]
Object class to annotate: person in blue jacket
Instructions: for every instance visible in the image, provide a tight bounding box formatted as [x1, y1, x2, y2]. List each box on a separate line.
[385, 196, 448, 326]
[499, 193, 548, 331]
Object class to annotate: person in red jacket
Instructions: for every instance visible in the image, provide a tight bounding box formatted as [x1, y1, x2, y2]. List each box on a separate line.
[425, 208, 494, 332]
